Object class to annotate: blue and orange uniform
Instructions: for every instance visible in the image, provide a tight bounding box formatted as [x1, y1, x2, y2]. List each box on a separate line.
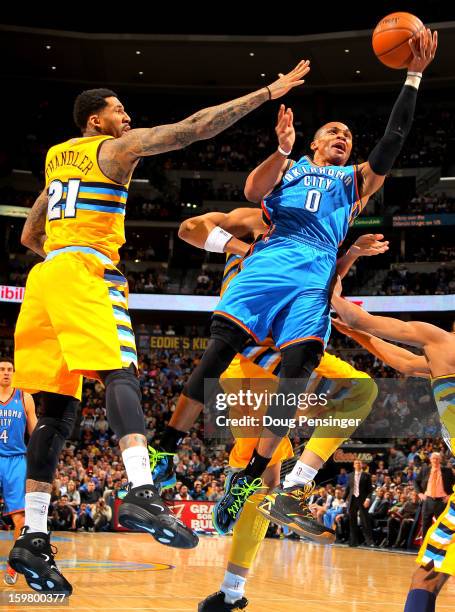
[215, 156, 363, 350]
[219, 252, 377, 470]
[14, 136, 137, 400]
[0, 389, 27, 516]
[416, 375, 455, 575]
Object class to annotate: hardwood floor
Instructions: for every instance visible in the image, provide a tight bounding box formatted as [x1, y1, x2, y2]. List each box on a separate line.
[1, 532, 454, 611]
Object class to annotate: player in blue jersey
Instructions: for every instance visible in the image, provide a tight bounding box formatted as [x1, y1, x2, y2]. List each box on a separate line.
[0, 359, 37, 585]
[150, 29, 437, 534]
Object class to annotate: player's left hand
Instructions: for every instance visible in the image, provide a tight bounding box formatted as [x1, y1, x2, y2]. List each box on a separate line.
[267, 60, 310, 99]
[349, 234, 389, 257]
[408, 28, 438, 73]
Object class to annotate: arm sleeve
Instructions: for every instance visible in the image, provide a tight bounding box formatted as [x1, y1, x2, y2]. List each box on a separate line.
[368, 84, 418, 176]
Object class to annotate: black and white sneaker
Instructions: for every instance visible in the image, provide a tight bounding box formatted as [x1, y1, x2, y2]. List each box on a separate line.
[118, 484, 198, 549]
[198, 591, 248, 611]
[9, 527, 72, 596]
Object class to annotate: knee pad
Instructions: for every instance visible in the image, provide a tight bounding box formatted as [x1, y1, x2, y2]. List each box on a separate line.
[280, 340, 324, 379]
[264, 341, 324, 437]
[210, 315, 252, 353]
[184, 335, 239, 404]
[27, 394, 78, 483]
[99, 365, 145, 439]
[230, 492, 270, 569]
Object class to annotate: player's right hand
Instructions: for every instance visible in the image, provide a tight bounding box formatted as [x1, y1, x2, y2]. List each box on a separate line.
[408, 28, 437, 73]
[275, 105, 295, 153]
[349, 233, 389, 257]
[267, 60, 310, 99]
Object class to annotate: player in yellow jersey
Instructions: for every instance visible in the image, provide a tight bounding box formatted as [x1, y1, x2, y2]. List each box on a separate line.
[9, 62, 311, 596]
[331, 278, 455, 612]
[175, 207, 384, 610]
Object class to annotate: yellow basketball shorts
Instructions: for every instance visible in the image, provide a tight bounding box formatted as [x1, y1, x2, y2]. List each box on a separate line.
[220, 354, 293, 469]
[13, 248, 137, 400]
[416, 487, 455, 576]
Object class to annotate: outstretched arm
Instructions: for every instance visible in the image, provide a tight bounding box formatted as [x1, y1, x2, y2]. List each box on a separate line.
[331, 276, 447, 349]
[178, 207, 266, 256]
[244, 105, 297, 202]
[332, 318, 430, 377]
[336, 230, 387, 279]
[21, 189, 48, 258]
[100, 61, 310, 183]
[357, 29, 437, 199]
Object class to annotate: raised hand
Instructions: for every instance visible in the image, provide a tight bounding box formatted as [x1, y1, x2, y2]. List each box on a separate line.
[349, 233, 389, 257]
[267, 60, 310, 99]
[408, 28, 438, 73]
[275, 105, 295, 153]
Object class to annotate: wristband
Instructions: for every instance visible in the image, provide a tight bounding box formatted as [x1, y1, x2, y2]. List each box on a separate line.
[204, 227, 233, 253]
[278, 145, 292, 157]
[407, 71, 422, 78]
[264, 85, 272, 100]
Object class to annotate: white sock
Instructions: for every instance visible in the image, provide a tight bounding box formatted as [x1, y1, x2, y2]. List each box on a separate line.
[283, 461, 318, 489]
[221, 570, 246, 605]
[122, 446, 154, 488]
[25, 492, 51, 534]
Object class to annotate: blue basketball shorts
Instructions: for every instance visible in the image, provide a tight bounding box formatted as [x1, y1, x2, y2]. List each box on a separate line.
[215, 235, 336, 349]
[0, 454, 26, 515]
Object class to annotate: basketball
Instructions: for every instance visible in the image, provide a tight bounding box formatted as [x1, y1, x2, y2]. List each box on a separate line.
[373, 12, 424, 69]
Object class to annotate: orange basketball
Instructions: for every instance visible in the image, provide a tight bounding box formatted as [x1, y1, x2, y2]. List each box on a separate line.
[372, 12, 424, 69]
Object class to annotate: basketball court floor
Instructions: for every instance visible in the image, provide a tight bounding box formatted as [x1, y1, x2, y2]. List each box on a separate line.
[1, 532, 454, 611]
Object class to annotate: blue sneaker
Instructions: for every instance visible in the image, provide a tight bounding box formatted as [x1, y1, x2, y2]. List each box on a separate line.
[212, 471, 263, 535]
[148, 446, 177, 491]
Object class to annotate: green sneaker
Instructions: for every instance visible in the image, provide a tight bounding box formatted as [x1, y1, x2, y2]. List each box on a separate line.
[148, 446, 176, 491]
[212, 470, 263, 535]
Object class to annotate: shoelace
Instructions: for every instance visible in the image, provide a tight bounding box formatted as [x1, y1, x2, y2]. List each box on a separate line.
[227, 477, 263, 518]
[148, 446, 175, 472]
[287, 481, 316, 518]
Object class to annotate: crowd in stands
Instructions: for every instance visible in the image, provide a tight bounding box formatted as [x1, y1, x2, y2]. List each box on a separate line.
[286, 441, 455, 550]
[194, 268, 223, 295]
[378, 265, 455, 296]
[1, 333, 452, 552]
[399, 193, 455, 215]
[125, 268, 170, 294]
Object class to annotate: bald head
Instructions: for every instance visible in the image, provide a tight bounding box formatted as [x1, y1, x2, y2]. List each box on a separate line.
[430, 452, 441, 468]
[313, 122, 351, 141]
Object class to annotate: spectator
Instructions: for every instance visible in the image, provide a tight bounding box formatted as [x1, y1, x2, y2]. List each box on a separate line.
[323, 489, 347, 530]
[93, 498, 112, 532]
[388, 447, 408, 475]
[190, 481, 207, 501]
[80, 481, 101, 505]
[66, 480, 81, 509]
[345, 460, 375, 547]
[77, 503, 95, 532]
[336, 468, 348, 487]
[174, 485, 193, 501]
[415, 452, 455, 537]
[392, 491, 421, 549]
[51, 495, 76, 531]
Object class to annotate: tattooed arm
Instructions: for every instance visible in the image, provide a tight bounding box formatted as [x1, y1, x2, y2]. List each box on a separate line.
[21, 189, 48, 258]
[99, 60, 310, 184]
